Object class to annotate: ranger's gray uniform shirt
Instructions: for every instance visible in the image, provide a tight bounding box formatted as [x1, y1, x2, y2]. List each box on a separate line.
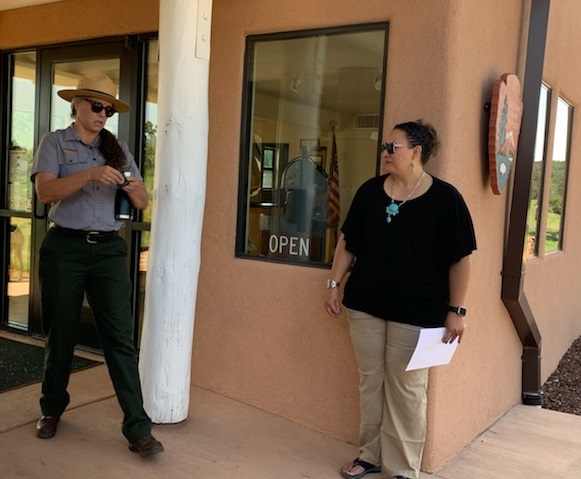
[31, 125, 142, 231]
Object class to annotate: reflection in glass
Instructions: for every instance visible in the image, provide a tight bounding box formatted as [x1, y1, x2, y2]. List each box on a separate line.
[8, 52, 36, 213]
[137, 40, 159, 340]
[262, 170, 273, 189]
[137, 231, 151, 345]
[240, 26, 387, 265]
[142, 39, 158, 224]
[525, 84, 550, 260]
[545, 97, 572, 253]
[8, 218, 31, 330]
[6, 52, 37, 330]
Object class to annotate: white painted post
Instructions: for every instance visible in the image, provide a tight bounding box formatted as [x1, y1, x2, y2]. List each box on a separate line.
[139, 0, 213, 423]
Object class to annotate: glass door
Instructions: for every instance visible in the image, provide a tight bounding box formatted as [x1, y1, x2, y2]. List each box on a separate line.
[1, 52, 37, 332]
[1, 38, 156, 351]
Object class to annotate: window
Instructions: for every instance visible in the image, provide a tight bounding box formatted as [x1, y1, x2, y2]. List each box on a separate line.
[6, 52, 37, 330]
[137, 38, 159, 342]
[545, 97, 572, 253]
[236, 24, 388, 265]
[8, 52, 36, 214]
[525, 85, 573, 259]
[525, 84, 550, 260]
[1, 38, 158, 342]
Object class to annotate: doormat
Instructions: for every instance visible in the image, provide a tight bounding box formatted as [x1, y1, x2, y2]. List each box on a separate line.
[0, 337, 101, 393]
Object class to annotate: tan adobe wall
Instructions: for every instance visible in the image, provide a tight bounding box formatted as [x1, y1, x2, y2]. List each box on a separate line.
[418, 0, 528, 467]
[0, 0, 158, 49]
[524, 1, 581, 383]
[200, 0, 526, 472]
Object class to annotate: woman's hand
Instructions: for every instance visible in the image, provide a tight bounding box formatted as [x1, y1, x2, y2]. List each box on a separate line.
[119, 176, 144, 193]
[89, 165, 125, 186]
[323, 234, 352, 319]
[122, 176, 149, 210]
[324, 288, 342, 317]
[443, 312, 466, 344]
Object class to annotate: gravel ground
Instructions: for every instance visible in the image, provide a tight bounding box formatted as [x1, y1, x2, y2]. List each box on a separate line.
[542, 335, 581, 416]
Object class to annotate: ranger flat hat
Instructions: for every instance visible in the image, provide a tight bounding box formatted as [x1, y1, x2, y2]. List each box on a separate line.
[57, 72, 131, 113]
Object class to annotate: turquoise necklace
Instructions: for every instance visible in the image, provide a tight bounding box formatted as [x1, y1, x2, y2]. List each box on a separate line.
[386, 172, 425, 223]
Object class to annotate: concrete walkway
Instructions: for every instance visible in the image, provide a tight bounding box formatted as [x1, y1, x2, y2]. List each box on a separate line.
[1, 364, 580, 478]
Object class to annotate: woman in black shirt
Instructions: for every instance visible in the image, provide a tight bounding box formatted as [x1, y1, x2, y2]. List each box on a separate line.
[324, 120, 476, 479]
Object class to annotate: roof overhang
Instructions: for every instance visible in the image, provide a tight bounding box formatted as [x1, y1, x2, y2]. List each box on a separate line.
[0, 0, 64, 12]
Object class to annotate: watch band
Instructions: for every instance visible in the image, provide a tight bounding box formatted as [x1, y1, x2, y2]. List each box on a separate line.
[449, 305, 467, 316]
[326, 279, 340, 289]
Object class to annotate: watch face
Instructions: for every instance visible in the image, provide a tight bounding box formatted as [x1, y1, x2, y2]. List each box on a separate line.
[457, 307, 467, 316]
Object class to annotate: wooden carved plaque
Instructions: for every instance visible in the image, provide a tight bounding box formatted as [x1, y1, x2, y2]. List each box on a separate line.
[488, 73, 523, 194]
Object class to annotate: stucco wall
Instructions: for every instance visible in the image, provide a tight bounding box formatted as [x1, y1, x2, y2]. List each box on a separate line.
[525, 1, 581, 382]
[418, 1, 528, 468]
[198, 0, 527, 472]
[2, 0, 580, 473]
[0, 0, 158, 49]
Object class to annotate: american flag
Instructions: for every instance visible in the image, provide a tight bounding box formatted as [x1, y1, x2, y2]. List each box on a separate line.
[327, 127, 340, 230]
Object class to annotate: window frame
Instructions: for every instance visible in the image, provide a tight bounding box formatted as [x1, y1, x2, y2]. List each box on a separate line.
[525, 83, 575, 259]
[526, 82, 551, 260]
[235, 22, 389, 267]
[544, 95, 573, 253]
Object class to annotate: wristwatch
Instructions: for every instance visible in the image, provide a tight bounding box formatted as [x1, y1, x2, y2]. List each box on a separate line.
[449, 306, 467, 316]
[326, 279, 340, 289]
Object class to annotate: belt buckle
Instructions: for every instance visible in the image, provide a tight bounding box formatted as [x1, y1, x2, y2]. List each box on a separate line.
[86, 231, 100, 244]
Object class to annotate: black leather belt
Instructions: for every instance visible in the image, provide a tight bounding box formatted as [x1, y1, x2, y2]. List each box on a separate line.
[53, 225, 119, 244]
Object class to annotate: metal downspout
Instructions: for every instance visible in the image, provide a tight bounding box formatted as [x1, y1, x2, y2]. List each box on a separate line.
[501, 0, 550, 406]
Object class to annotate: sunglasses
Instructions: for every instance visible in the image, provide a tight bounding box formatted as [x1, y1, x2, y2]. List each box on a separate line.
[380, 142, 407, 154]
[83, 98, 117, 118]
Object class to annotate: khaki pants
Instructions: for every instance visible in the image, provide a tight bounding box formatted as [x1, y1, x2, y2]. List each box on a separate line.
[348, 309, 429, 479]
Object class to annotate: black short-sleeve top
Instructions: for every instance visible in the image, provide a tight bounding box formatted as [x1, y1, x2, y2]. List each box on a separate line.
[341, 174, 477, 328]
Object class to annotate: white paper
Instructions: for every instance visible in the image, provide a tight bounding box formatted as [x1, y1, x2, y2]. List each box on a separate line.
[405, 327, 459, 371]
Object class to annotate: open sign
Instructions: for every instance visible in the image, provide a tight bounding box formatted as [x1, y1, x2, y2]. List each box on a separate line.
[268, 234, 310, 258]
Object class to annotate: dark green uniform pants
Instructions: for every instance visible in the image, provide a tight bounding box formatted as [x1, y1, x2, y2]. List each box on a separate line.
[39, 227, 151, 443]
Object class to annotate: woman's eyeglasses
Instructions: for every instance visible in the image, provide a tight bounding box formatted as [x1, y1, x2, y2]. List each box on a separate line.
[83, 98, 117, 118]
[380, 142, 406, 154]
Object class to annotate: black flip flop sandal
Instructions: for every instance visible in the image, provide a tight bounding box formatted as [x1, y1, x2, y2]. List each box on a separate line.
[340, 457, 381, 479]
